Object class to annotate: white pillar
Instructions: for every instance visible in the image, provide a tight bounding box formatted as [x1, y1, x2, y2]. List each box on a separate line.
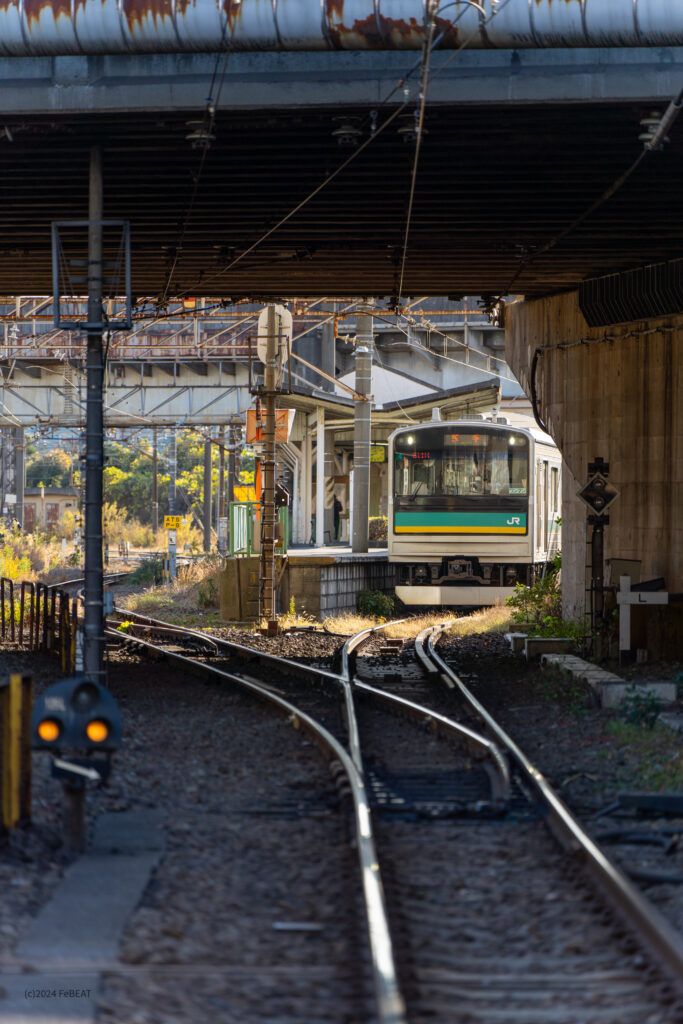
[292, 452, 301, 543]
[315, 406, 325, 547]
[304, 414, 313, 545]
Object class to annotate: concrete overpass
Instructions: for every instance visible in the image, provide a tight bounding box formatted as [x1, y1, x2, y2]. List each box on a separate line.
[0, 41, 681, 298]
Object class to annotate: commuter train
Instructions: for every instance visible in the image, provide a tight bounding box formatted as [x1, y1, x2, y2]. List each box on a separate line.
[388, 418, 561, 606]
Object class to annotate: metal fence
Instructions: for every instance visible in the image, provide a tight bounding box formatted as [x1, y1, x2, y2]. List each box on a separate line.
[0, 579, 82, 833]
[228, 502, 289, 558]
[1, 578, 78, 672]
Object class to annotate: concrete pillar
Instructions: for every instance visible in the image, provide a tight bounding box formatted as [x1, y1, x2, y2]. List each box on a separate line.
[324, 423, 335, 543]
[315, 406, 325, 546]
[506, 291, 683, 631]
[203, 439, 211, 552]
[320, 320, 335, 392]
[304, 414, 312, 544]
[352, 306, 373, 552]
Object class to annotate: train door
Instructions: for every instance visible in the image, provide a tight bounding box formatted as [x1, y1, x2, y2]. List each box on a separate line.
[535, 458, 548, 558]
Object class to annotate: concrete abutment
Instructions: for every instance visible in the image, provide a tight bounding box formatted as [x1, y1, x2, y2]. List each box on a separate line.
[506, 291, 682, 657]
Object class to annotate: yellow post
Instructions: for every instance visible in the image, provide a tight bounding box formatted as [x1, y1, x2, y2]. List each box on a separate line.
[2, 674, 24, 828]
[70, 599, 78, 673]
[20, 676, 32, 822]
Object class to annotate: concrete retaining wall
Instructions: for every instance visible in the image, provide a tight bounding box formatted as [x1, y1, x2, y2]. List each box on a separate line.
[506, 292, 682, 656]
[281, 555, 399, 619]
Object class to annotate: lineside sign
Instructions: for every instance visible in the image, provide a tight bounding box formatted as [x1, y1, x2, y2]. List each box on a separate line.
[164, 515, 182, 529]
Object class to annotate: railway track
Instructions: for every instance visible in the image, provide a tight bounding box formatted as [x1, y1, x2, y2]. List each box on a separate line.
[106, 609, 683, 1023]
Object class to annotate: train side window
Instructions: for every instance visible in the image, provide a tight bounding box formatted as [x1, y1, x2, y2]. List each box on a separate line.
[551, 466, 559, 517]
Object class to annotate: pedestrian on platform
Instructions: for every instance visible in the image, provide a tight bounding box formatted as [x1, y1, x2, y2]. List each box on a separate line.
[333, 494, 342, 542]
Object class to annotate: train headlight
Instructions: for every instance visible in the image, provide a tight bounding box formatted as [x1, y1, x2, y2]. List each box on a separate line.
[508, 436, 516, 445]
[407, 435, 415, 445]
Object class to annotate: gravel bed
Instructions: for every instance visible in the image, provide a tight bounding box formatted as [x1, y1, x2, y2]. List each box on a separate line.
[97, 648, 368, 1023]
[378, 818, 676, 1024]
[0, 647, 87, 959]
[4, 626, 683, 1022]
[0, 642, 369, 1023]
[200, 627, 345, 669]
[436, 631, 683, 936]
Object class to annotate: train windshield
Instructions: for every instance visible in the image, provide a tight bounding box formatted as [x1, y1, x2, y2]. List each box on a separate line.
[394, 427, 529, 498]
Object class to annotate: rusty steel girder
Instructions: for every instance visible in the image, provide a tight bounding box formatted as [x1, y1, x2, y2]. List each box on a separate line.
[0, 0, 680, 57]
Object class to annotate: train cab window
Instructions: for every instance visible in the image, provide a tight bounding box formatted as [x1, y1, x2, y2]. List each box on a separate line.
[394, 428, 529, 500]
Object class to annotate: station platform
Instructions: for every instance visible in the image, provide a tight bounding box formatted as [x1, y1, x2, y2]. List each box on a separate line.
[283, 545, 397, 619]
[286, 544, 388, 560]
[220, 546, 398, 621]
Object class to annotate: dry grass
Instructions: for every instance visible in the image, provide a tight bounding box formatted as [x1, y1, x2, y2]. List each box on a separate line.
[324, 604, 512, 639]
[0, 527, 75, 582]
[120, 555, 223, 622]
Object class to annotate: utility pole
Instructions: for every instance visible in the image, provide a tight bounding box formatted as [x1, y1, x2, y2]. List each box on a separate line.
[260, 305, 278, 624]
[13, 427, 24, 529]
[352, 303, 373, 553]
[84, 146, 105, 684]
[152, 425, 159, 534]
[168, 427, 177, 515]
[218, 425, 225, 522]
[227, 426, 237, 506]
[203, 437, 212, 552]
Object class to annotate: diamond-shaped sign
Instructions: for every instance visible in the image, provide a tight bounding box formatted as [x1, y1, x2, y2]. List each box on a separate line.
[577, 473, 619, 516]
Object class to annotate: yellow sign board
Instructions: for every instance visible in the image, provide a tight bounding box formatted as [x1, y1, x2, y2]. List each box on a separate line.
[164, 515, 182, 530]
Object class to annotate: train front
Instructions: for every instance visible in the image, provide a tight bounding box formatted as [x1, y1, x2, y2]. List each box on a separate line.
[388, 421, 535, 607]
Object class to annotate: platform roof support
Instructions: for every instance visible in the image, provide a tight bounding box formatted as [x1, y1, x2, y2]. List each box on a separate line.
[315, 407, 325, 547]
[352, 306, 373, 553]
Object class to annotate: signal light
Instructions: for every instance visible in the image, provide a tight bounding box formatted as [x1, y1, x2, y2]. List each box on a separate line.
[37, 719, 61, 743]
[32, 675, 122, 753]
[85, 720, 109, 744]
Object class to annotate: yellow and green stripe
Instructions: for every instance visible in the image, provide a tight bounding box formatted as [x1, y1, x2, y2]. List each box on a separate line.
[395, 511, 527, 534]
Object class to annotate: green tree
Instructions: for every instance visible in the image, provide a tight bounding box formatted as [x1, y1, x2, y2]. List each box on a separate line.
[103, 440, 167, 524]
[26, 448, 73, 487]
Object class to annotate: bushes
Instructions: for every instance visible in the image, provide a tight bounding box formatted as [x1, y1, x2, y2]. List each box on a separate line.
[368, 517, 388, 543]
[129, 554, 165, 586]
[357, 589, 395, 619]
[505, 552, 585, 643]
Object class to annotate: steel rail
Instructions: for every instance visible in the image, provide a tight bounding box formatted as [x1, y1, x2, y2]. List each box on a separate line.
[115, 607, 511, 798]
[102, 624, 407, 1024]
[419, 622, 683, 994]
[112, 605, 346, 688]
[107, 609, 515, 1014]
[46, 571, 133, 593]
[341, 619, 511, 802]
[353, 679, 511, 805]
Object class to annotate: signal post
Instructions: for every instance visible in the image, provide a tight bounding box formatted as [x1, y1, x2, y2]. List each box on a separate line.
[255, 305, 292, 626]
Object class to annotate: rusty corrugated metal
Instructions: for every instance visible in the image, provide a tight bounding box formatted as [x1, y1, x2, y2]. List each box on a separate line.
[0, 0, 680, 56]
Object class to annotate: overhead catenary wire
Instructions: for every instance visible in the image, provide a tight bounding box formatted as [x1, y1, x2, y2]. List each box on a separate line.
[171, 0, 517, 302]
[159, 19, 233, 305]
[395, 1, 439, 305]
[499, 83, 683, 299]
